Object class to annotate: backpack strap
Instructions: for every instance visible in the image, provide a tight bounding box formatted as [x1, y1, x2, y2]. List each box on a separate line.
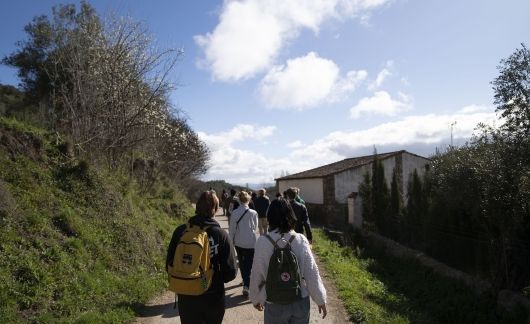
[236, 209, 249, 225]
[264, 234, 279, 249]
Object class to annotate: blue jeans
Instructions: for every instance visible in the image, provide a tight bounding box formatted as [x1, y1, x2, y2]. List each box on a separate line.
[264, 297, 310, 324]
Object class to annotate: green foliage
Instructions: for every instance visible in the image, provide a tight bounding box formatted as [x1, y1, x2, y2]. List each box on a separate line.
[492, 43, 530, 138]
[313, 229, 528, 323]
[0, 120, 190, 322]
[425, 127, 530, 289]
[358, 45, 530, 295]
[3, 2, 209, 184]
[359, 172, 373, 225]
[371, 154, 390, 235]
[405, 169, 427, 247]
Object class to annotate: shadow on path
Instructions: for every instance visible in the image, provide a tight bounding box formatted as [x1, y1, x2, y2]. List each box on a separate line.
[225, 292, 252, 309]
[132, 300, 179, 319]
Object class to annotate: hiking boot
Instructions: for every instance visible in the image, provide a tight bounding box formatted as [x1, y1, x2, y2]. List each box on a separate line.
[242, 286, 249, 297]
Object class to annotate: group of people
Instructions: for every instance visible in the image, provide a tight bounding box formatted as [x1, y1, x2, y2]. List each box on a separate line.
[166, 187, 326, 324]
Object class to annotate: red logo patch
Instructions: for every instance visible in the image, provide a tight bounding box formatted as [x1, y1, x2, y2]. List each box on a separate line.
[281, 272, 291, 282]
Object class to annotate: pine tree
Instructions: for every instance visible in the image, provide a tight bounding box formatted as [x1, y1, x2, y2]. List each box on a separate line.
[371, 154, 389, 235]
[389, 167, 402, 239]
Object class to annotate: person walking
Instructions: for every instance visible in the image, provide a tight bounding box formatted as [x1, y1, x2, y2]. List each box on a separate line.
[254, 188, 270, 235]
[293, 187, 305, 205]
[221, 189, 229, 216]
[249, 198, 327, 323]
[229, 191, 258, 297]
[166, 191, 238, 324]
[286, 188, 313, 244]
[227, 188, 239, 219]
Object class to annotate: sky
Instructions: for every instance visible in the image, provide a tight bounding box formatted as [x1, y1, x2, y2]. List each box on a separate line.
[1, 0, 529, 186]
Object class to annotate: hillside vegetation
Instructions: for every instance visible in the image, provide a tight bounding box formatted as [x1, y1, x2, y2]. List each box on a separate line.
[0, 116, 191, 323]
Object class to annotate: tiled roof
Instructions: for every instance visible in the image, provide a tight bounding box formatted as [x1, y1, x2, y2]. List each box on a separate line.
[276, 150, 425, 180]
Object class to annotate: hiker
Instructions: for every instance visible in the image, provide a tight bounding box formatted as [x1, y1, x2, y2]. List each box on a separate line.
[227, 188, 239, 218]
[286, 187, 313, 244]
[248, 190, 257, 211]
[293, 187, 305, 205]
[254, 188, 270, 235]
[249, 198, 327, 323]
[166, 191, 237, 324]
[229, 191, 258, 297]
[221, 189, 229, 216]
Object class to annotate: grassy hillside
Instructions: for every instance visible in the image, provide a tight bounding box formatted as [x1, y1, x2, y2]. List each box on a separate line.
[312, 229, 528, 324]
[0, 116, 192, 323]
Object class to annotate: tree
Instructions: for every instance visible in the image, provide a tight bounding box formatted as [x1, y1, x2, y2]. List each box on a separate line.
[371, 153, 390, 235]
[406, 169, 424, 246]
[359, 172, 372, 226]
[389, 167, 402, 240]
[492, 43, 530, 138]
[3, 2, 209, 184]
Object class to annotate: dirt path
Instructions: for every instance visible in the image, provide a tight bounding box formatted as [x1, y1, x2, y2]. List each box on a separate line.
[135, 210, 350, 323]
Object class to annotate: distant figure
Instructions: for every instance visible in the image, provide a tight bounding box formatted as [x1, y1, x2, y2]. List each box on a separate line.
[229, 191, 258, 297]
[221, 189, 229, 216]
[254, 188, 270, 235]
[275, 192, 282, 200]
[248, 191, 256, 210]
[293, 187, 305, 205]
[286, 188, 313, 244]
[227, 189, 239, 219]
[166, 191, 237, 324]
[249, 198, 327, 322]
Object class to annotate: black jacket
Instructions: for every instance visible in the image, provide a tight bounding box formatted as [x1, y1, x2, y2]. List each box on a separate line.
[290, 200, 313, 242]
[166, 215, 238, 298]
[254, 195, 270, 218]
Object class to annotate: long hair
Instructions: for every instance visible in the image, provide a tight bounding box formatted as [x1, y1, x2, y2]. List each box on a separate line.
[267, 197, 297, 233]
[195, 191, 219, 217]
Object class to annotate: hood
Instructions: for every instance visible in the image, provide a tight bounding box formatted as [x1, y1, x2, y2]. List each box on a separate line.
[189, 215, 221, 228]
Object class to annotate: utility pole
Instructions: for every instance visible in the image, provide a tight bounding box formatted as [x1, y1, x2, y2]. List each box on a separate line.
[450, 121, 457, 147]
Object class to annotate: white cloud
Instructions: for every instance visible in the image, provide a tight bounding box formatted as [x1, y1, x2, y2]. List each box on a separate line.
[368, 60, 394, 90]
[198, 124, 290, 184]
[259, 52, 367, 109]
[350, 91, 412, 119]
[457, 104, 491, 114]
[195, 0, 390, 81]
[199, 107, 500, 184]
[198, 124, 276, 148]
[287, 140, 303, 148]
[292, 108, 499, 161]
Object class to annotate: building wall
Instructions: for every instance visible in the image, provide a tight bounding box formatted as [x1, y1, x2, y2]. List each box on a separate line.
[332, 152, 430, 228]
[277, 178, 324, 204]
[277, 152, 430, 228]
[401, 152, 430, 198]
[334, 163, 372, 204]
[334, 152, 430, 204]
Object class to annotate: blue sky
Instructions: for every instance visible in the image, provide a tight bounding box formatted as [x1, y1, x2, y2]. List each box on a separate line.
[1, 0, 529, 185]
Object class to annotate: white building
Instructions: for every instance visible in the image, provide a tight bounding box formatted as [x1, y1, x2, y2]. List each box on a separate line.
[276, 150, 430, 228]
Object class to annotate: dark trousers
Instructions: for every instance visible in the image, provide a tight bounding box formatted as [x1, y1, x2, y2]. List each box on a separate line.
[178, 293, 225, 324]
[235, 246, 255, 288]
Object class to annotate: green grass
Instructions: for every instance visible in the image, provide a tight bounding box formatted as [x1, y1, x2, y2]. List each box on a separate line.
[312, 229, 528, 324]
[0, 118, 192, 323]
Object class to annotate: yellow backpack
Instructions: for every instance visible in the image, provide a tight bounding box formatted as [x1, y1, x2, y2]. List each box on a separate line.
[168, 224, 213, 295]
